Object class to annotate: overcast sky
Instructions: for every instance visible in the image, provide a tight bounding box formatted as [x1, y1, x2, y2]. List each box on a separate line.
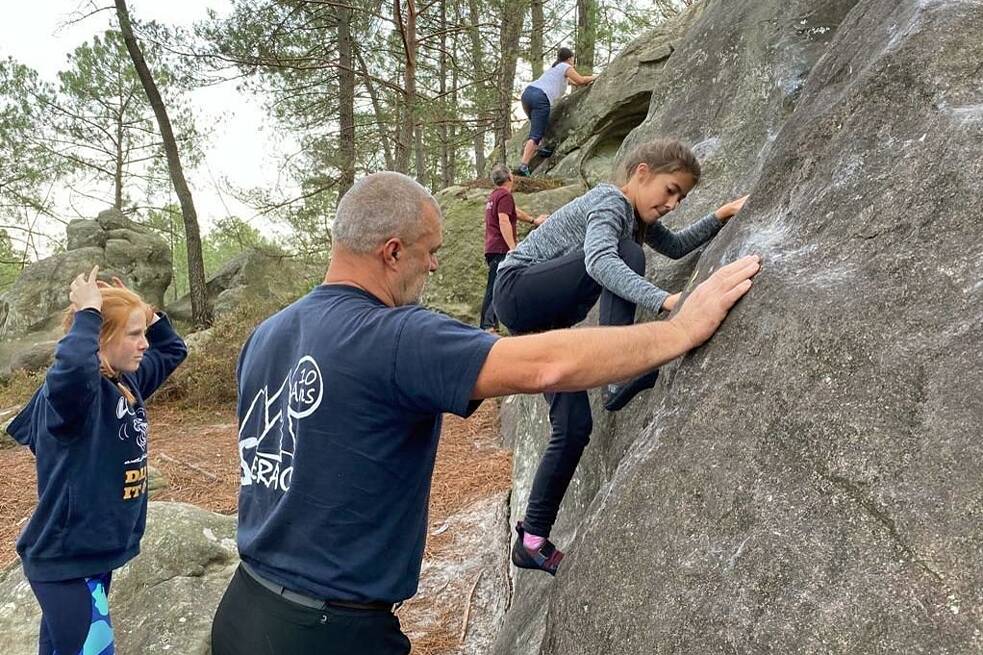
[0, 0, 287, 240]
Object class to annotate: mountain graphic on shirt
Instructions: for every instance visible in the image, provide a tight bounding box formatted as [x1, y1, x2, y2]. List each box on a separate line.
[238, 355, 324, 493]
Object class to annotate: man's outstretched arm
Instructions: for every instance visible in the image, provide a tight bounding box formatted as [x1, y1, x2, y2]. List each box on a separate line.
[471, 255, 760, 399]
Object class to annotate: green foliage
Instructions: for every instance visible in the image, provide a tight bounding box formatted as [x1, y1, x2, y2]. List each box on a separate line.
[0, 369, 45, 409]
[152, 296, 290, 410]
[0, 232, 25, 292]
[0, 58, 65, 255]
[49, 29, 203, 212]
[145, 205, 281, 302]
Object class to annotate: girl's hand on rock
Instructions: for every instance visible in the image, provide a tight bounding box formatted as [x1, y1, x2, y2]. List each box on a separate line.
[714, 195, 749, 222]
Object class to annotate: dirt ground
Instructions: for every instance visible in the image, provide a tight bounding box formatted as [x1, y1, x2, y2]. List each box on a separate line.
[0, 398, 510, 654]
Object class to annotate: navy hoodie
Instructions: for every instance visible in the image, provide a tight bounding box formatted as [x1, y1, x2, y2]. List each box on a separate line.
[7, 308, 188, 582]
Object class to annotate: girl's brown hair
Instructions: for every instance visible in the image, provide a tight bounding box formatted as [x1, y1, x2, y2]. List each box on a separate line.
[63, 286, 154, 404]
[619, 138, 702, 243]
[621, 138, 701, 185]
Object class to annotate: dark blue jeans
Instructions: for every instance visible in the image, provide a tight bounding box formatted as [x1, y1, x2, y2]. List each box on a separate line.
[521, 86, 550, 144]
[480, 253, 507, 330]
[493, 240, 645, 537]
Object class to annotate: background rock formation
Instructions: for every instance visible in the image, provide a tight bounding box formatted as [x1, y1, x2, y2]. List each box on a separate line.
[0, 209, 172, 377]
[495, 0, 983, 653]
[165, 247, 309, 324]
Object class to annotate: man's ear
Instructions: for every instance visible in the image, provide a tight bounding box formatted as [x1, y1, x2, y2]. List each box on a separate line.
[382, 238, 402, 268]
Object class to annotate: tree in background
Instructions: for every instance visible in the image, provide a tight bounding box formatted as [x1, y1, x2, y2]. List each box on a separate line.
[115, 0, 212, 329]
[0, 58, 67, 262]
[146, 206, 279, 303]
[28, 31, 201, 214]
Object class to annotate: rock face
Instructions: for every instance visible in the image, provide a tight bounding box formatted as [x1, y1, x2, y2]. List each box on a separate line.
[0, 208, 172, 377]
[0, 209, 171, 342]
[0, 502, 238, 654]
[427, 182, 586, 322]
[165, 247, 308, 324]
[495, 1, 983, 653]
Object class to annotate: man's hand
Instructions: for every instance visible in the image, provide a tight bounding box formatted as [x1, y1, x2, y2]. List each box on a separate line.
[69, 266, 102, 312]
[668, 255, 760, 349]
[714, 195, 749, 222]
[533, 214, 548, 226]
[661, 293, 681, 313]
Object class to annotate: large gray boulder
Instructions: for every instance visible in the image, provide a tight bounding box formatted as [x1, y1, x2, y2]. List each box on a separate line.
[0, 502, 237, 654]
[0, 208, 171, 342]
[496, 0, 983, 653]
[165, 247, 308, 323]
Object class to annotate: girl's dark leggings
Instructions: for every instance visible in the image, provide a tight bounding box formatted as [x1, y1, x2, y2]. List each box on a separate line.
[29, 572, 114, 655]
[493, 239, 645, 537]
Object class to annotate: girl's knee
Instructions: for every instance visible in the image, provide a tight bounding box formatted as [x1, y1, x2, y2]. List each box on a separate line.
[618, 239, 646, 274]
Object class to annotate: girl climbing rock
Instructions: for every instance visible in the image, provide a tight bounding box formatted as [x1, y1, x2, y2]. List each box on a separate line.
[494, 138, 748, 574]
[517, 47, 597, 176]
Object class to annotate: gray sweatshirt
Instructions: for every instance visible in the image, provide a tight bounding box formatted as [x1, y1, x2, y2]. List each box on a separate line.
[499, 184, 723, 312]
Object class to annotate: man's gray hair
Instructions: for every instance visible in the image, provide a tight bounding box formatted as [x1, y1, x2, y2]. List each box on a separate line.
[332, 172, 440, 253]
[490, 164, 511, 187]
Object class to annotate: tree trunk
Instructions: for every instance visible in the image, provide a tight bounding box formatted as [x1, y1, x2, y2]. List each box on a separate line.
[447, 0, 459, 189]
[473, 132, 486, 177]
[337, 4, 356, 204]
[114, 112, 124, 210]
[355, 47, 395, 170]
[530, 0, 545, 79]
[467, 0, 489, 176]
[115, 0, 212, 328]
[414, 123, 426, 186]
[576, 0, 598, 75]
[494, 0, 526, 163]
[438, 0, 450, 188]
[393, 0, 417, 174]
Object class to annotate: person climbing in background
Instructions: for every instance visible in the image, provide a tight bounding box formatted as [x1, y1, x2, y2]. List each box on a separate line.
[493, 138, 749, 575]
[6, 266, 188, 655]
[480, 163, 548, 333]
[516, 46, 597, 177]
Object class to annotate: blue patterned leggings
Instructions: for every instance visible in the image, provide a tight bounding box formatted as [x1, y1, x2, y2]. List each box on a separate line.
[28, 572, 114, 655]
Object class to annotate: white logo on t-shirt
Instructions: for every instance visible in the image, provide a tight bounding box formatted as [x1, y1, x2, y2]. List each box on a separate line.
[238, 355, 323, 492]
[116, 396, 148, 452]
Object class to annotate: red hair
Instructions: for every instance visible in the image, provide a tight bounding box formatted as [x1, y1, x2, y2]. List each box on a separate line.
[63, 286, 154, 404]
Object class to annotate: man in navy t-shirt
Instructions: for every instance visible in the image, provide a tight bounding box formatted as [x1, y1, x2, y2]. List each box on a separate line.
[479, 164, 547, 332]
[211, 172, 761, 654]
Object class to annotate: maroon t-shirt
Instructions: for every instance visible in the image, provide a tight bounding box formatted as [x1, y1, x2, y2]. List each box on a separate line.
[484, 187, 517, 254]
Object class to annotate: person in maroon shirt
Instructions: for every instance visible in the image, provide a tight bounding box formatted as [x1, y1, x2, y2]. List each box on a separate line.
[480, 165, 547, 331]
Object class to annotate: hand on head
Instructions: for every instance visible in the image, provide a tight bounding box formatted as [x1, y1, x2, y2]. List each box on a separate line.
[69, 266, 103, 313]
[96, 276, 127, 291]
[668, 255, 761, 349]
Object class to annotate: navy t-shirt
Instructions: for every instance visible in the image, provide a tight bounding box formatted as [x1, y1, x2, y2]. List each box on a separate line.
[236, 284, 498, 603]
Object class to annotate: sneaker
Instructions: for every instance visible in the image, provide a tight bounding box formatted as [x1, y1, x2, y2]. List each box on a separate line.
[602, 369, 660, 412]
[511, 521, 564, 576]
[514, 164, 531, 177]
[536, 145, 554, 158]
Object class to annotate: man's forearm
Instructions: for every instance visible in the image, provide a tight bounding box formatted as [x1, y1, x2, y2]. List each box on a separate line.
[499, 217, 517, 249]
[473, 320, 691, 398]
